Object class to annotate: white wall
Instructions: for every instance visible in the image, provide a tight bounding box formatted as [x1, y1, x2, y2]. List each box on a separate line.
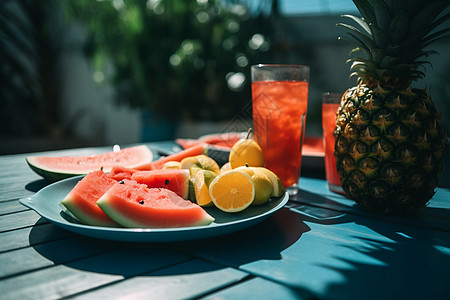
[59, 24, 141, 147]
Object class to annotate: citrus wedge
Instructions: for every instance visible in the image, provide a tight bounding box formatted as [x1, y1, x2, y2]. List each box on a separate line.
[195, 155, 220, 174]
[194, 170, 217, 207]
[209, 170, 255, 212]
[181, 155, 220, 175]
[219, 162, 232, 174]
[162, 161, 182, 169]
[253, 167, 286, 197]
[236, 166, 272, 205]
[180, 156, 199, 170]
[250, 172, 273, 205]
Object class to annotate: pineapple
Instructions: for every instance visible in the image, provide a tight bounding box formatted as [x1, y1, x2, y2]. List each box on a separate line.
[335, 0, 448, 214]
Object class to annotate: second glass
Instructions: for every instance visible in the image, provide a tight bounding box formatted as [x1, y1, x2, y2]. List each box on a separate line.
[251, 64, 309, 196]
[322, 92, 344, 195]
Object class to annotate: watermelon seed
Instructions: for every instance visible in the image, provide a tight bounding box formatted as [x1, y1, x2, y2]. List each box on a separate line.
[119, 180, 124, 184]
[139, 200, 144, 205]
[165, 179, 169, 185]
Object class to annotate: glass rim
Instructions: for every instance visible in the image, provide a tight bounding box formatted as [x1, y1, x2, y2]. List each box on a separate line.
[251, 64, 309, 69]
[322, 92, 342, 104]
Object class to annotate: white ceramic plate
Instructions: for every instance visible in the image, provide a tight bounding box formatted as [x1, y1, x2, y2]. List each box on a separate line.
[20, 176, 288, 242]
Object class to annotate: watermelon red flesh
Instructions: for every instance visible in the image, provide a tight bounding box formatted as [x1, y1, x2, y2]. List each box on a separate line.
[96, 180, 214, 228]
[131, 169, 190, 199]
[176, 132, 245, 149]
[149, 143, 205, 170]
[107, 165, 138, 181]
[26, 145, 153, 182]
[60, 170, 120, 227]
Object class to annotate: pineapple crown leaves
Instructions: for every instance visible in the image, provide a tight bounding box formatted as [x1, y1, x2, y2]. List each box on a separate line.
[337, 0, 450, 88]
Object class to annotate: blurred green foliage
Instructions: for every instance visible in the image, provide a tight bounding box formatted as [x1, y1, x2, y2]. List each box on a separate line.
[65, 0, 275, 121]
[1, 0, 63, 137]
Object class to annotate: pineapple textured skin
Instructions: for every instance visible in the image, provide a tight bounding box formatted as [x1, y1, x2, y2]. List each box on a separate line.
[335, 0, 449, 214]
[335, 84, 445, 214]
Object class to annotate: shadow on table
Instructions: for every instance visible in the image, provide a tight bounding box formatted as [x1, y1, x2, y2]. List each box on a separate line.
[291, 188, 450, 232]
[176, 208, 311, 262]
[25, 179, 52, 193]
[289, 190, 450, 300]
[28, 207, 309, 276]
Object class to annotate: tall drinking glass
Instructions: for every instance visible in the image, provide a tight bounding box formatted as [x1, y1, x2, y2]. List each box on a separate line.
[251, 64, 309, 196]
[322, 92, 344, 195]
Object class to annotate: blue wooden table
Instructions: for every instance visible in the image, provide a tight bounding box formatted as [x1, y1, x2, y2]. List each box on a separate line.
[1, 141, 449, 300]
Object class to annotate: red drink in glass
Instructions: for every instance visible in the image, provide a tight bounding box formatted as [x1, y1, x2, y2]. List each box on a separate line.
[252, 80, 308, 193]
[322, 96, 344, 195]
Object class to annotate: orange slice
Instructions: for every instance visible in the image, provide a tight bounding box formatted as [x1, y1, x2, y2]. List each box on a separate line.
[209, 170, 255, 212]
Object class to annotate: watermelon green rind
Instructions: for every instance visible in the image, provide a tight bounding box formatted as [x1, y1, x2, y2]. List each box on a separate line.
[98, 199, 215, 228]
[26, 158, 76, 182]
[59, 202, 84, 223]
[203, 145, 230, 167]
[60, 171, 120, 227]
[96, 182, 215, 228]
[26, 145, 153, 182]
[188, 178, 196, 203]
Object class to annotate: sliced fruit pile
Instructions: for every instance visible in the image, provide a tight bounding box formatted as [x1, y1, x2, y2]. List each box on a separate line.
[162, 129, 286, 213]
[57, 129, 285, 228]
[60, 169, 214, 228]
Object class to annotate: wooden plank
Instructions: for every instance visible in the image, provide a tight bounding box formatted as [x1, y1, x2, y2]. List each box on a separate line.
[0, 199, 29, 215]
[0, 265, 123, 300]
[70, 259, 249, 300]
[0, 179, 40, 203]
[0, 236, 117, 279]
[0, 210, 46, 232]
[202, 277, 307, 300]
[0, 156, 42, 202]
[0, 247, 189, 300]
[0, 223, 70, 253]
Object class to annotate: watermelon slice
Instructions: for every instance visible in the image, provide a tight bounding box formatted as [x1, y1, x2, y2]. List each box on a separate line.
[96, 180, 215, 228]
[131, 169, 190, 199]
[26, 145, 153, 182]
[107, 165, 138, 181]
[149, 143, 205, 170]
[60, 170, 120, 227]
[176, 131, 245, 149]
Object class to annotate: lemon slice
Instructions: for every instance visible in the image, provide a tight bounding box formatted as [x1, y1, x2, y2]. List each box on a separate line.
[209, 170, 255, 212]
